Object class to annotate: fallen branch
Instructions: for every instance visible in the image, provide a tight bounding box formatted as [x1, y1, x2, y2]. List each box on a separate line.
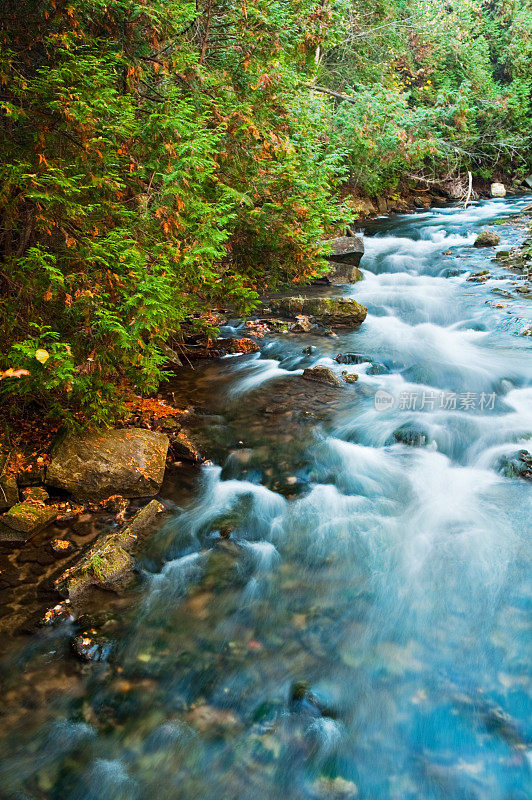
[463, 171, 473, 209]
[306, 85, 357, 104]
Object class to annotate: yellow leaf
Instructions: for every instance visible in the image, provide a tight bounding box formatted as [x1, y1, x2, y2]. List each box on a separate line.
[35, 349, 50, 364]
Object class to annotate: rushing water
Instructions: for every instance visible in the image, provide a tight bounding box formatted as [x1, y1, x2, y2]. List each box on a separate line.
[1, 197, 531, 800]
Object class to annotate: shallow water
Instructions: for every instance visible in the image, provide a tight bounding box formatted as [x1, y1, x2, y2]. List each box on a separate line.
[1, 198, 531, 800]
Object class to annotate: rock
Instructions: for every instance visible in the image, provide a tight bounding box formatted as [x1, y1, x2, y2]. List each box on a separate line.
[310, 777, 358, 799]
[467, 269, 490, 282]
[490, 182, 506, 197]
[497, 450, 532, 481]
[321, 264, 363, 285]
[171, 428, 203, 462]
[302, 366, 342, 387]
[342, 372, 358, 383]
[1, 501, 57, 535]
[269, 297, 367, 327]
[22, 486, 49, 503]
[524, 175, 532, 190]
[56, 501, 165, 599]
[335, 353, 369, 365]
[495, 250, 510, 260]
[324, 235, 364, 268]
[115, 499, 165, 548]
[388, 424, 428, 447]
[55, 539, 134, 598]
[158, 341, 183, 368]
[474, 230, 500, 247]
[0, 474, 18, 511]
[186, 704, 242, 738]
[215, 337, 260, 355]
[291, 314, 313, 333]
[46, 428, 169, 501]
[72, 630, 112, 662]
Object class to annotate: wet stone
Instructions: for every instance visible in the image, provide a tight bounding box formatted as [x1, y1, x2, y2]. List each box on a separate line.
[302, 367, 342, 387]
[474, 230, 500, 247]
[388, 425, 429, 447]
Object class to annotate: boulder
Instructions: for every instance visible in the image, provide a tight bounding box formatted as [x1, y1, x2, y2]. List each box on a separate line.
[215, 337, 260, 355]
[490, 182, 506, 197]
[302, 366, 342, 387]
[269, 297, 367, 327]
[474, 230, 500, 247]
[325, 235, 364, 268]
[47, 428, 169, 500]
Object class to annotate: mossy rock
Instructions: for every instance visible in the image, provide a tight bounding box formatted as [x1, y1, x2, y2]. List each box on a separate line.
[269, 296, 367, 327]
[474, 230, 500, 247]
[1, 501, 57, 535]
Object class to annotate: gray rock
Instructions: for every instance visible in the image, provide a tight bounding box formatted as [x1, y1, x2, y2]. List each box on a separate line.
[474, 230, 500, 247]
[47, 428, 169, 500]
[269, 297, 367, 327]
[322, 264, 363, 285]
[302, 366, 342, 387]
[325, 235, 364, 268]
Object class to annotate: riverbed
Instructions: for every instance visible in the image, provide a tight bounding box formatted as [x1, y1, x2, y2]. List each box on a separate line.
[1, 196, 531, 800]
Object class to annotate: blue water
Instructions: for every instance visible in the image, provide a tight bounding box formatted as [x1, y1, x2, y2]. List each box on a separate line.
[1, 197, 531, 800]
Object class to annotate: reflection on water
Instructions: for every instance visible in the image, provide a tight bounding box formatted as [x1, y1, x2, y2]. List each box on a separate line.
[1, 197, 531, 800]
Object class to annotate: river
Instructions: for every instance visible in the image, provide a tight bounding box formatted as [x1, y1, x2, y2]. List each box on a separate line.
[1, 196, 531, 800]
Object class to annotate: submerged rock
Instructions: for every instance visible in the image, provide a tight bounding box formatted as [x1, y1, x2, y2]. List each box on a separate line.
[302, 366, 342, 387]
[186, 704, 242, 738]
[47, 428, 169, 501]
[474, 230, 500, 247]
[72, 629, 112, 662]
[310, 777, 358, 799]
[269, 297, 367, 327]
